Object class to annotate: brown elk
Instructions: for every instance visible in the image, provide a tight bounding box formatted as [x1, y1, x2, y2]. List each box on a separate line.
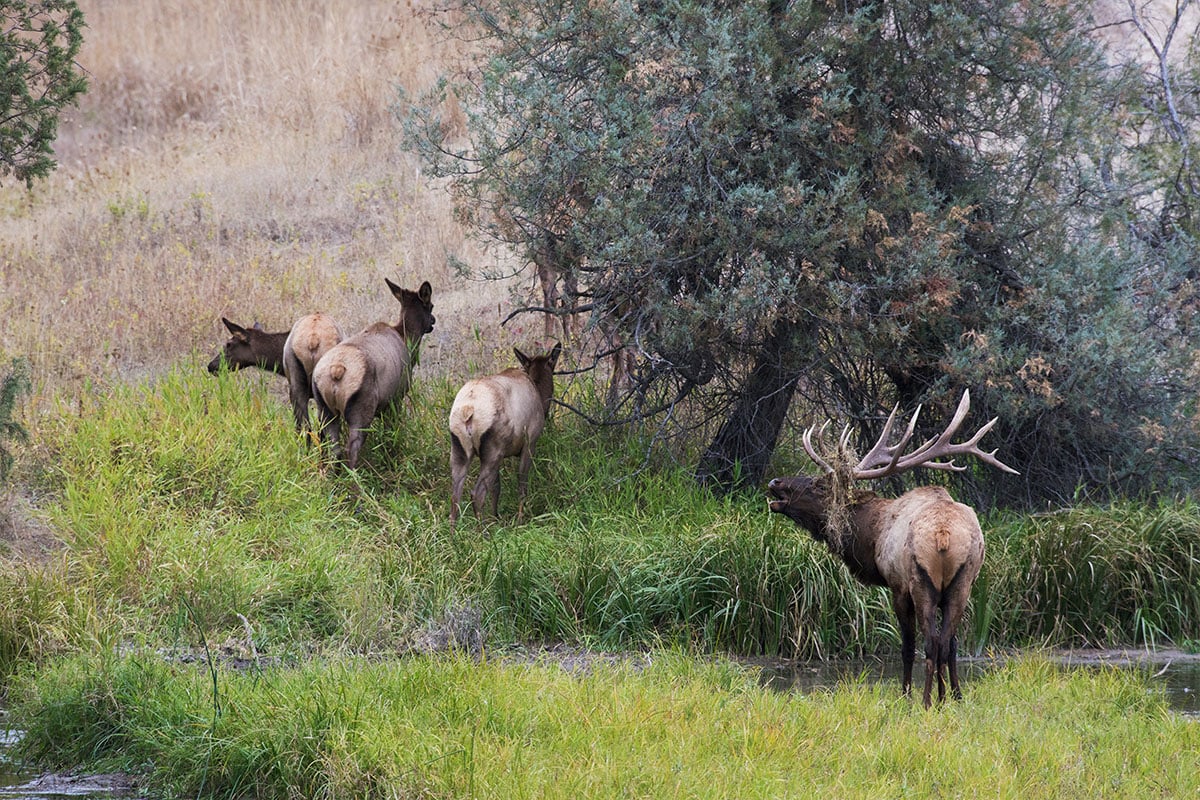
[767, 390, 1018, 707]
[282, 312, 345, 432]
[448, 342, 562, 526]
[206, 318, 288, 376]
[312, 280, 435, 469]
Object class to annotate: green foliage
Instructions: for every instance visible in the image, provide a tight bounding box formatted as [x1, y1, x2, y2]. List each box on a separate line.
[11, 652, 1198, 799]
[0, 356, 31, 483]
[405, 0, 1200, 505]
[0, 0, 87, 186]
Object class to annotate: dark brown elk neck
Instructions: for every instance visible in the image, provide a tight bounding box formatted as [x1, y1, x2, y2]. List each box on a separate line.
[256, 332, 290, 374]
[803, 491, 889, 588]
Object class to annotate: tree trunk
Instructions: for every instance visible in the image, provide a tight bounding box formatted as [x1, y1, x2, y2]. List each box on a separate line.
[695, 318, 802, 493]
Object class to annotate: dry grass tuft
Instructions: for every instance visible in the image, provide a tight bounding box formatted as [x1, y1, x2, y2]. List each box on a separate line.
[0, 0, 527, 412]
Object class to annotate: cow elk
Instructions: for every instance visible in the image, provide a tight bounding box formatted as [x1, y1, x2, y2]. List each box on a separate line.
[767, 390, 1018, 707]
[207, 318, 288, 376]
[283, 312, 345, 432]
[312, 279, 435, 469]
[448, 343, 562, 526]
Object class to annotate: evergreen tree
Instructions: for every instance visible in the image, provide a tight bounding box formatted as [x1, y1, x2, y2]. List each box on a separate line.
[0, 358, 31, 484]
[1, 0, 86, 186]
[405, 0, 1200, 507]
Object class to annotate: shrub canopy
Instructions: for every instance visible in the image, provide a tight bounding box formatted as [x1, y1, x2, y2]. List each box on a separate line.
[405, 0, 1200, 507]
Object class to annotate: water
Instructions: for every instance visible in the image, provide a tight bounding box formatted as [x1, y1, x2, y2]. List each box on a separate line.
[757, 652, 1200, 717]
[0, 714, 133, 800]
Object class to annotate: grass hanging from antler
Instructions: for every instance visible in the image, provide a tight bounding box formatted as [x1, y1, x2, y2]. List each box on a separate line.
[817, 440, 861, 555]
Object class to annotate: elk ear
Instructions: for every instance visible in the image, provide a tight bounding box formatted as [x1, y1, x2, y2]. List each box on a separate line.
[417, 280, 433, 304]
[514, 347, 531, 369]
[385, 277, 403, 300]
[222, 318, 246, 335]
[547, 342, 562, 367]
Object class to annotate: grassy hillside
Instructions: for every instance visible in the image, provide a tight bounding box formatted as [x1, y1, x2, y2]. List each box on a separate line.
[0, 0, 525, 410]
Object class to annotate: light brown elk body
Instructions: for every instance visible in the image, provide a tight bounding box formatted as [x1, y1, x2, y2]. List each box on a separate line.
[312, 280, 434, 469]
[283, 312, 345, 432]
[207, 318, 288, 376]
[448, 343, 562, 526]
[767, 390, 1017, 707]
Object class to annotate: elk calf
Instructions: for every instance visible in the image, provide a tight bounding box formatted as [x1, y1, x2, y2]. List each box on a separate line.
[767, 390, 1017, 707]
[207, 318, 288, 376]
[448, 343, 562, 526]
[312, 280, 434, 469]
[283, 312, 344, 432]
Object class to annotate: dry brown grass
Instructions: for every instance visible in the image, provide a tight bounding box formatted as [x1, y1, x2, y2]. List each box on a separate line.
[0, 0, 538, 414]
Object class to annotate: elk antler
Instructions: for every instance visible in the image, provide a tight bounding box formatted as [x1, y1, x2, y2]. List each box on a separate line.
[803, 390, 1020, 479]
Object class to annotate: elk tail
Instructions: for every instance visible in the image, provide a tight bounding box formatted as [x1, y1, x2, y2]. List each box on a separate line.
[935, 526, 951, 553]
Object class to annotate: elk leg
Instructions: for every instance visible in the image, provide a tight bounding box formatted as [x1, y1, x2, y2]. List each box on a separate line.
[472, 435, 504, 519]
[941, 583, 973, 701]
[286, 358, 311, 433]
[342, 400, 376, 470]
[313, 383, 341, 460]
[891, 592, 917, 698]
[516, 444, 534, 521]
[449, 435, 471, 526]
[917, 595, 939, 709]
[947, 635, 962, 700]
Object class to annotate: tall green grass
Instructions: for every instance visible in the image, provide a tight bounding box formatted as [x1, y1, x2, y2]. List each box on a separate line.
[975, 503, 1200, 648]
[1, 363, 1198, 683]
[11, 651, 1197, 799]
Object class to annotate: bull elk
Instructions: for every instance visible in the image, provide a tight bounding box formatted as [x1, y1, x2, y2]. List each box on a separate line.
[312, 279, 435, 469]
[283, 312, 345, 432]
[448, 343, 562, 526]
[767, 390, 1018, 707]
[206, 318, 288, 376]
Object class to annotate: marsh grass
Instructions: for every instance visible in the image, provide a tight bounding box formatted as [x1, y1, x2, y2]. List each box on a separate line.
[3, 363, 1198, 687]
[975, 503, 1200, 649]
[11, 651, 1198, 799]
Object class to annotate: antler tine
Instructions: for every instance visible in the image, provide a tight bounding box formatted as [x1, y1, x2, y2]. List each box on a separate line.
[838, 423, 854, 454]
[852, 402, 922, 477]
[853, 389, 1021, 479]
[802, 420, 837, 474]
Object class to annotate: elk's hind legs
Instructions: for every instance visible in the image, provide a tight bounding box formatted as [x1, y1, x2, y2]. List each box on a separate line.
[449, 435, 471, 526]
[941, 583, 973, 701]
[471, 431, 505, 519]
[891, 592, 917, 699]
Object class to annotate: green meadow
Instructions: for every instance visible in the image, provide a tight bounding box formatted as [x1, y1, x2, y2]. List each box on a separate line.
[1, 365, 1197, 798]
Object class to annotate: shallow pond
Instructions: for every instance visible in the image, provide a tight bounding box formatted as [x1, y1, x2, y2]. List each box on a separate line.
[0, 717, 134, 800]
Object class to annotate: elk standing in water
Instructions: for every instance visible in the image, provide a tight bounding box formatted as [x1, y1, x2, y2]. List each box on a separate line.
[767, 390, 1018, 707]
[448, 343, 562, 526]
[312, 280, 435, 469]
[207, 318, 288, 376]
[283, 312, 344, 433]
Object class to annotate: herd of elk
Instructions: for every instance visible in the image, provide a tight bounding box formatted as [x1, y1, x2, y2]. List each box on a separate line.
[768, 390, 1017, 707]
[210, 285, 1016, 709]
[311, 279, 435, 470]
[448, 343, 562, 526]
